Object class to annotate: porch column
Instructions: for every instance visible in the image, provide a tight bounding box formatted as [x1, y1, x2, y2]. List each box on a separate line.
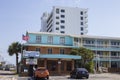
[58, 59, 61, 75]
[109, 51, 111, 68]
[44, 59, 47, 68]
[72, 60, 74, 70]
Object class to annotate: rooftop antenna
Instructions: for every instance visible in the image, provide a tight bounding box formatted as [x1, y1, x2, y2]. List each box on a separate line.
[75, 0, 81, 7]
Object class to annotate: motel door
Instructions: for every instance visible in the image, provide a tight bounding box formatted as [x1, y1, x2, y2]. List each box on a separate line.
[28, 65, 33, 77]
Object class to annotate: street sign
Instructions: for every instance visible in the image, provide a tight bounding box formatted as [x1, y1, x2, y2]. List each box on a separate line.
[23, 50, 40, 58]
[26, 59, 37, 65]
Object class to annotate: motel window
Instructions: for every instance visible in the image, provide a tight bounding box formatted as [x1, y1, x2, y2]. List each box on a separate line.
[74, 38, 79, 42]
[85, 40, 94, 44]
[56, 27, 59, 30]
[97, 40, 104, 46]
[61, 25, 65, 29]
[60, 37, 65, 45]
[111, 41, 120, 46]
[81, 22, 83, 25]
[47, 36, 53, 44]
[60, 48, 64, 54]
[111, 52, 117, 56]
[61, 9, 65, 12]
[60, 31, 65, 33]
[36, 48, 40, 52]
[111, 62, 117, 68]
[61, 15, 65, 18]
[48, 48, 52, 54]
[36, 36, 41, 43]
[80, 11, 83, 15]
[81, 33, 83, 35]
[56, 16, 59, 19]
[56, 22, 59, 25]
[81, 27, 83, 31]
[97, 51, 103, 56]
[81, 17, 83, 20]
[56, 8, 59, 14]
[61, 20, 65, 23]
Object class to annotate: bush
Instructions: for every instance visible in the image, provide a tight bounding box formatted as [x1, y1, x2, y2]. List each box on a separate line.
[85, 61, 94, 73]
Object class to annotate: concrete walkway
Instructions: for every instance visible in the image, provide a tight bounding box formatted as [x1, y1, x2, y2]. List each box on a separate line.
[0, 70, 16, 75]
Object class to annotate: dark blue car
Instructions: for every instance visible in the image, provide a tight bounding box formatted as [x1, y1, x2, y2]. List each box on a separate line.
[70, 68, 89, 79]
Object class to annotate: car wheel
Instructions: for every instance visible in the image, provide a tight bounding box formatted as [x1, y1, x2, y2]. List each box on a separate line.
[46, 75, 49, 79]
[35, 77, 39, 80]
[70, 74, 73, 78]
[86, 76, 89, 79]
[75, 75, 78, 79]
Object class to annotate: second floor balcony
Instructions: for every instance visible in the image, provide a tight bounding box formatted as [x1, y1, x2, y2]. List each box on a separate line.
[94, 55, 120, 61]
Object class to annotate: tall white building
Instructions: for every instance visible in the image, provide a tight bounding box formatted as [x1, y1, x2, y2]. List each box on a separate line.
[41, 6, 88, 35]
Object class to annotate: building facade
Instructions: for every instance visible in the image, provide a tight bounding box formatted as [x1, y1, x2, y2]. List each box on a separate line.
[21, 32, 81, 76]
[41, 6, 88, 35]
[21, 32, 120, 76]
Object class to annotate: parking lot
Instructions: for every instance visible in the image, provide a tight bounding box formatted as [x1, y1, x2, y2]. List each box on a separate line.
[17, 73, 120, 80]
[48, 73, 120, 80]
[0, 72, 120, 80]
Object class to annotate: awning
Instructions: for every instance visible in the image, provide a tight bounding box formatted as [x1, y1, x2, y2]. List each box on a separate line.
[23, 54, 81, 60]
[40, 54, 81, 59]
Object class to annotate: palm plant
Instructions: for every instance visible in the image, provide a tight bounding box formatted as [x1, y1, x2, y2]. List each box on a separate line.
[8, 42, 21, 74]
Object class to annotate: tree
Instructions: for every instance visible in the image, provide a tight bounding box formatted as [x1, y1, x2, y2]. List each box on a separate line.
[70, 47, 94, 72]
[8, 42, 21, 74]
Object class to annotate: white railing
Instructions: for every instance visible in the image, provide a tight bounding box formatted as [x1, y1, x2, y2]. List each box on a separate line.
[94, 55, 120, 60]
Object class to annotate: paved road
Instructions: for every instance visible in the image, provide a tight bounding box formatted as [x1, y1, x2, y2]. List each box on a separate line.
[0, 72, 120, 80]
[0, 75, 17, 80]
[17, 73, 120, 80]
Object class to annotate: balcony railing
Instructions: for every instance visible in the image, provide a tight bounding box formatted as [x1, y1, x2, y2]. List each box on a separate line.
[94, 55, 120, 61]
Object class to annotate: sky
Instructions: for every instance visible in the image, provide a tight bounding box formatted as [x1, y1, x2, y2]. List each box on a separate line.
[0, 0, 120, 65]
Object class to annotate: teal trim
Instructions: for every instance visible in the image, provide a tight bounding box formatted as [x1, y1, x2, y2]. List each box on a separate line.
[23, 54, 81, 59]
[28, 33, 73, 46]
[93, 58, 120, 61]
[42, 35, 47, 44]
[93, 58, 109, 61]
[28, 34, 36, 43]
[53, 36, 60, 44]
[65, 36, 73, 46]
[24, 43, 75, 48]
[40, 54, 81, 59]
[85, 46, 120, 51]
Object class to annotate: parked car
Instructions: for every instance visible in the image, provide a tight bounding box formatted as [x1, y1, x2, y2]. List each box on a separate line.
[34, 67, 49, 80]
[70, 68, 89, 79]
[5, 67, 10, 71]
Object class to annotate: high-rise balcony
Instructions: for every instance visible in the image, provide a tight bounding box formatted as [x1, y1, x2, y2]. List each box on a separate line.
[84, 14, 88, 18]
[84, 24, 88, 28]
[84, 19, 88, 23]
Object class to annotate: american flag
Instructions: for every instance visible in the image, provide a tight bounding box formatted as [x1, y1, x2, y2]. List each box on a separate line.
[22, 34, 29, 41]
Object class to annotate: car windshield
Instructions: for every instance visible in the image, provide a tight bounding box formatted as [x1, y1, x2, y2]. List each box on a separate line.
[77, 68, 88, 72]
[37, 67, 46, 71]
[37, 69, 46, 71]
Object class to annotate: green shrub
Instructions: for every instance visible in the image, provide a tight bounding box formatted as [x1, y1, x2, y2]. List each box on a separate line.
[85, 61, 94, 73]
